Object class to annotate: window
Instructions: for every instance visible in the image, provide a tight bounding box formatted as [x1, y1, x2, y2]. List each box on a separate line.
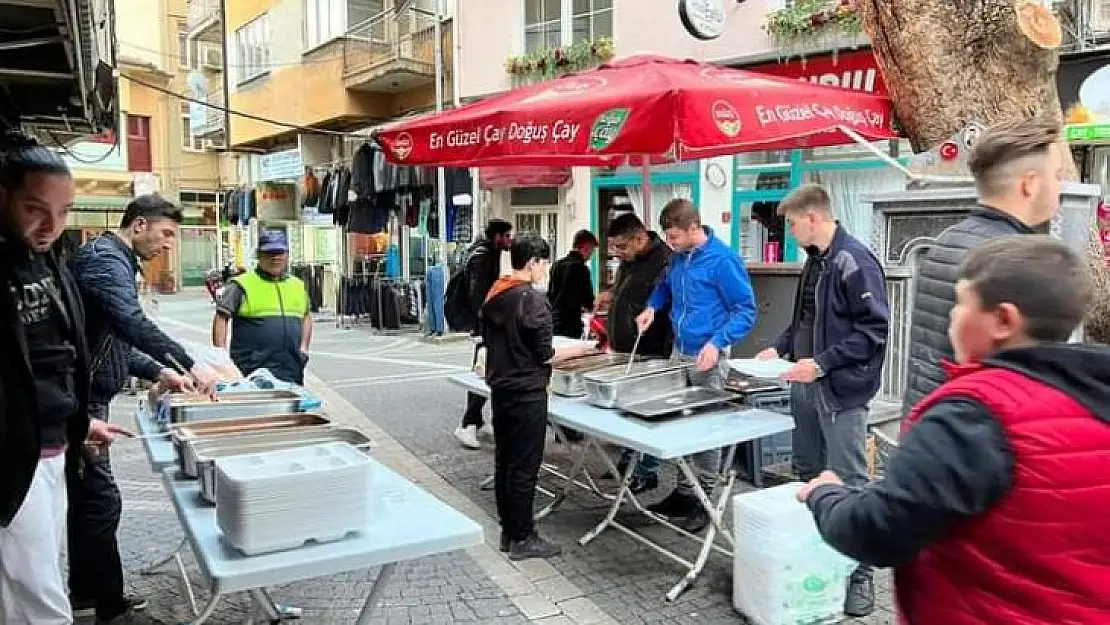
[180, 102, 204, 151]
[235, 15, 270, 84]
[126, 114, 152, 172]
[177, 23, 191, 68]
[525, 0, 612, 53]
[571, 0, 612, 45]
[524, 0, 563, 53]
[305, 0, 347, 50]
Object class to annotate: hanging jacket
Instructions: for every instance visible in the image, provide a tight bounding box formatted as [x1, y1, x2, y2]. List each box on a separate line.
[351, 143, 375, 199]
[301, 168, 320, 208]
[806, 345, 1110, 624]
[646, 226, 756, 357]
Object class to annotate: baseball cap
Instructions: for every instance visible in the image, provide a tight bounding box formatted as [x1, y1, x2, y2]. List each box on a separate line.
[258, 230, 289, 253]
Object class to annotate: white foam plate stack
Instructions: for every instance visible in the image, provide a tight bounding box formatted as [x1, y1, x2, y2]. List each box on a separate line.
[732, 484, 857, 625]
[215, 442, 372, 556]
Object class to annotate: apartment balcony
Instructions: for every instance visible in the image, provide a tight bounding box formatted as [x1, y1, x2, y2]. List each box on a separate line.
[342, 6, 444, 93]
[186, 0, 221, 36]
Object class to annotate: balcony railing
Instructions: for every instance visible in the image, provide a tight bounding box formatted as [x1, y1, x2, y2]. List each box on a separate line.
[197, 89, 225, 137]
[342, 6, 438, 89]
[186, 0, 221, 32]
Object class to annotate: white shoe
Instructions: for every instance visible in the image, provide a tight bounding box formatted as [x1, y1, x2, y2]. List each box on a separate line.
[479, 424, 495, 439]
[454, 425, 481, 449]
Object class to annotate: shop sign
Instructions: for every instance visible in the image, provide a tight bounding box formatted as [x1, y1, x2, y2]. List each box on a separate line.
[746, 50, 889, 97]
[258, 149, 303, 182]
[679, 0, 727, 41]
[1058, 53, 1110, 141]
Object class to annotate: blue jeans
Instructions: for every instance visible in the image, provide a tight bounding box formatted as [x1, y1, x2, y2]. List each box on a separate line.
[426, 265, 446, 335]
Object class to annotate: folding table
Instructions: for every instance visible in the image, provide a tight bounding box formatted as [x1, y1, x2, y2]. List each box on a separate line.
[448, 372, 793, 600]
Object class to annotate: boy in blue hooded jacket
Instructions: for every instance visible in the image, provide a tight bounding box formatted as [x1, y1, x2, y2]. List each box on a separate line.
[636, 198, 756, 532]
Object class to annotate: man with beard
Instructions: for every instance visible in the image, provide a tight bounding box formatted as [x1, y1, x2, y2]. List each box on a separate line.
[604, 214, 672, 492]
[0, 143, 130, 624]
[903, 117, 1065, 413]
[67, 193, 210, 623]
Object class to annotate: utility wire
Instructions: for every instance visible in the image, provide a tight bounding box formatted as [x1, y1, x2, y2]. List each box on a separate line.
[120, 73, 371, 139]
[119, 39, 341, 69]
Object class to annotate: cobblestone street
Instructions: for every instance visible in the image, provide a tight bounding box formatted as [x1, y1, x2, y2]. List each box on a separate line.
[109, 293, 897, 624]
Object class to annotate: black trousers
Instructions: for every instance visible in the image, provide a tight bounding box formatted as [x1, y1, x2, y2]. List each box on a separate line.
[67, 404, 128, 620]
[461, 392, 487, 427]
[491, 392, 548, 542]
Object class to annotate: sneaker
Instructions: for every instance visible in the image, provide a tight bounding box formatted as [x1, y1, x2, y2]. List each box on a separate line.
[479, 423, 495, 440]
[680, 506, 710, 534]
[74, 596, 146, 622]
[647, 490, 697, 519]
[629, 473, 658, 495]
[454, 425, 480, 450]
[509, 533, 561, 561]
[843, 568, 875, 617]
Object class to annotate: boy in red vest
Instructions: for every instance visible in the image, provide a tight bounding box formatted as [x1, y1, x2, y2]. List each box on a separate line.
[798, 235, 1110, 624]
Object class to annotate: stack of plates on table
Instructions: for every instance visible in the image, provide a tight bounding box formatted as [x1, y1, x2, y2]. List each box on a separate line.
[215, 442, 372, 556]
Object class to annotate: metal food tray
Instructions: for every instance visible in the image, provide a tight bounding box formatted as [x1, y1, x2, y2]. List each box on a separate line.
[166, 389, 303, 424]
[551, 354, 642, 397]
[618, 386, 739, 418]
[171, 413, 330, 475]
[724, 372, 786, 396]
[582, 361, 690, 408]
[189, 426, 373, 504]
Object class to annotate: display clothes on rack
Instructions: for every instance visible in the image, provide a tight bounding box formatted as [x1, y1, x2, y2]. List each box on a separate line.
[338, 275, 424, 330]
[301, 167, 321, 208]
[222, 187, 257, 225]
[291, 263, 326, 313]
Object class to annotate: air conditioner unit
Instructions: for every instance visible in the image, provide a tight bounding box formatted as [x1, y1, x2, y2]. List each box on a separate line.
[201, 45, 223, 70]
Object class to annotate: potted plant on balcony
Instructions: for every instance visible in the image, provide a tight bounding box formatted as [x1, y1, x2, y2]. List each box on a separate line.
[505, 37, 615, 87]
[764, 0, 863, 56]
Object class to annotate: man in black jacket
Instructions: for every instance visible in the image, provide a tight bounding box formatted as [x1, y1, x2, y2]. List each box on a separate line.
[68, 194, 204, 623]
[0, 145, 129, 624]
[903, 117, 1064, 413]
[547, 229, 598, 338]
[482, 233, 589, 561]
[604, 214, 672, 492]
[758, 185, 889, 617]
[454, 219, 512, 450]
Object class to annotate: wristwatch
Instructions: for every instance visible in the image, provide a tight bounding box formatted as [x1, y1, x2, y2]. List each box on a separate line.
[813, 362, 825, 378]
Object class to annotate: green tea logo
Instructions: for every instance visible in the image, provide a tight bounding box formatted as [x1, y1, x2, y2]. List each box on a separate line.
[802, 575, 827, 593]
[589, 108, 630, 151]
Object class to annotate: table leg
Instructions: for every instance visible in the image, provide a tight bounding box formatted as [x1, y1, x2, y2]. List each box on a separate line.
[182, 587, 223, 625]
[140, 536, 186, 575]
[535, 433, 594, 519]
[174, 551, 202, 616]
[248, 588, 303, 622]
[666, 454, 739, 602]
[578, 447, 639, 545]
[355, 562, 400, 625]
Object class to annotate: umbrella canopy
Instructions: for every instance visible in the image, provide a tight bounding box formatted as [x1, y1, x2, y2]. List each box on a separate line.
[374, 54, 899, 167]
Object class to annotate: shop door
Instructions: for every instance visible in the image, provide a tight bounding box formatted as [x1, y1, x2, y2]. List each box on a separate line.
[514, 210, 560, 254]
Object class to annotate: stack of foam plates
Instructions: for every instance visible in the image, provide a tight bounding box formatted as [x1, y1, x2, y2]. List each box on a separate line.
[215, 442, 372, 556]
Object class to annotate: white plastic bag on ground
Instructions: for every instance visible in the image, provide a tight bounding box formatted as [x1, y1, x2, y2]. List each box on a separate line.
[732, 483, 858, 625]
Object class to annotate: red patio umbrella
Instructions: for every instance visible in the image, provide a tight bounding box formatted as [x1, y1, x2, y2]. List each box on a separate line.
[374, 54, 899, 168]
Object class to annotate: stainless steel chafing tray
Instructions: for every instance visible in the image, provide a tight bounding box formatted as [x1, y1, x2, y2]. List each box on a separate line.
[164, 389, 303, 424]
[581, 360, 691, 408]
[618, 386, 738, 418]
[551, 353, 642, 397]
[186, 426, 373, 504]
[171, 413, 330, 475]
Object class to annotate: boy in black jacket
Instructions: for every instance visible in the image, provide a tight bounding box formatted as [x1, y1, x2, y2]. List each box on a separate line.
[482, 232, 589, 560]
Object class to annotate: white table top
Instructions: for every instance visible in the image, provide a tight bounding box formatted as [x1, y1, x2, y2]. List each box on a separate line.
[162, 459, 483, 594]
[449, 372, 793, 459]
[135, 403, 177, 473]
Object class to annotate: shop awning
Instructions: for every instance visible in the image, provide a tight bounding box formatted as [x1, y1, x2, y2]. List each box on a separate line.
[479, 165, 572, 189]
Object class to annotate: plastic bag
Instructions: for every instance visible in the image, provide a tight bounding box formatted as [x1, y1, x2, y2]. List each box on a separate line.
[732, 483, 858, 625]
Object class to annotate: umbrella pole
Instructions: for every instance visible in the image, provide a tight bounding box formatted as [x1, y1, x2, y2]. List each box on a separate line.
[640, 160, 653, 228]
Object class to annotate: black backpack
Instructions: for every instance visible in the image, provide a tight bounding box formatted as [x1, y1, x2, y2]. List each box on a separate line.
[444, 244, 485, 332]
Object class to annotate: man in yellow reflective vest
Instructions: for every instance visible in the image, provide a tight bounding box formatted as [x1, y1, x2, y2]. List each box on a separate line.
[211, 230, 313, 384]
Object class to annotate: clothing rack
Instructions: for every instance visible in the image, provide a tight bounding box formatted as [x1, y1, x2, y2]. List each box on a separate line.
[336, 274, 425, 334]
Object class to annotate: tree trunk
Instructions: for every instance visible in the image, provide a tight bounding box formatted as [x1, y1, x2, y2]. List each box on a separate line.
[856, 0, 1065, 152]
[856, 0, 1110, 343]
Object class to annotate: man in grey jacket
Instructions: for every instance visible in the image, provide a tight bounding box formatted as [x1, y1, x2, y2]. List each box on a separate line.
[903, 117, 1065, 413]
